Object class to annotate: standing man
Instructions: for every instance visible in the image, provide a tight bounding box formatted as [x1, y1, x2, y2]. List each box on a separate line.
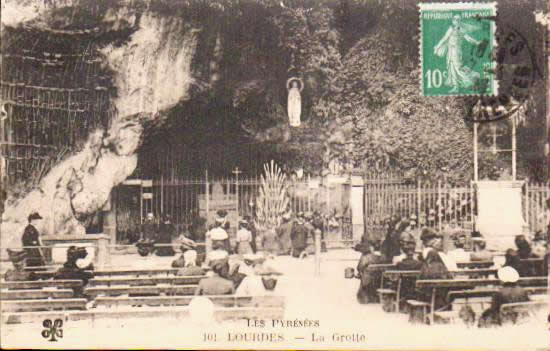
[22, 212, 45, 268]
[312, 210, 327, 252]
[141, 212, 158, 241]
[276, 211, 293, 255]
[244, 215, 258, 253]
[290, 212, 309, 258]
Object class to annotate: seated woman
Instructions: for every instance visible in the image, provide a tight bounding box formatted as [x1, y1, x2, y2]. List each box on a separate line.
[355, 240, 385, 304]
[470, 238, 493, 261]
[416, 229, 452, 313]
[479, 266, 530, 327]
[195, 253, 234, 296]
[236, 263, 282, 296]
[54, 246, 94, 296]
[176, 250, 205, 276]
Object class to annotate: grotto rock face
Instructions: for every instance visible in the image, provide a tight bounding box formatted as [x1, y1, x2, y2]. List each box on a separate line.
[1, 1, 204, 249]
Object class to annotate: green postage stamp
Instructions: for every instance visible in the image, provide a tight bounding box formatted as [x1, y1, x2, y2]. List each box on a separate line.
[420, 2, 497, 96]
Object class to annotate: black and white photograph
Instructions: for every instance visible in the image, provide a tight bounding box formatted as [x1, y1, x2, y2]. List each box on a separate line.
[0, 0, 549, 349]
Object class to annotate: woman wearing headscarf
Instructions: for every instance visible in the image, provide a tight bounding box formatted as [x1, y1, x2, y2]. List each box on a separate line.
[355, 240, 385, 304]
[195, 251, 234, 296]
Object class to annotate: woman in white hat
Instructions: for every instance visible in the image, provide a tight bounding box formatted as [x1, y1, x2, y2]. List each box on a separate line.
[208, 210, 231, 253]
[479, 266, 530, 327]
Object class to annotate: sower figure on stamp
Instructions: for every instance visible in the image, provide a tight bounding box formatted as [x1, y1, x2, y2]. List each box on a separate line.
[22, 212, 46, 268]
[434, 15, 481, 93]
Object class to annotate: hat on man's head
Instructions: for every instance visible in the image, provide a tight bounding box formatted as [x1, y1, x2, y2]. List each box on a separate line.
[497, 266, 519, 283]
[217, 209, 228, 217]
[420, 228, 440, 242]
[7, 249, 26, 264]
[28, 212, 42, 222]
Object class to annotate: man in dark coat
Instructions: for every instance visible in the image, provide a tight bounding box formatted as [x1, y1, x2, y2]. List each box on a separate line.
[141, 213, 158, 241]
[311, 211, 327, 252]
[4, 249, 37, 281]
[276, 212, 293, 255]
[513, 235, 539, 277]
[156, 214, 176, 256]
[290, 213, 309, 258]
[381, 218, 407, 263]
[244, 215, 258, 253]
[22, 212, 46, 268]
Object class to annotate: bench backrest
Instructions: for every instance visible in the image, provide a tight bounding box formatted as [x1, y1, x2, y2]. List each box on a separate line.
[416, 276, 547, 289]
[84, 284, 198, 297]
[384, 268, 497, 280]
[0, 279, 83, 290]
[93, 295, 285, 308]
[1, 298, 88, 312]
[88, 275, 205, 287]
[1, 288, 75, 300]
[500, 300, 549, 314]
[447, 286, 548, 301]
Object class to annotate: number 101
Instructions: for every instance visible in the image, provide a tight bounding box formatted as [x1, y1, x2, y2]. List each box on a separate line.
[425, 69, 444, 88]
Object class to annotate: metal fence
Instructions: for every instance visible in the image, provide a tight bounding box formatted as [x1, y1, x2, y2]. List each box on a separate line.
[363, 173, 550, 240]
[524, 182, 550, 233]
[364, 177, 475, 240]
[114, 175, 344, 243]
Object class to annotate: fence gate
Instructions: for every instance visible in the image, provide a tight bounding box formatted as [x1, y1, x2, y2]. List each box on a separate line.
[363, 173, 475, 241]
[113, 174, 351, 244]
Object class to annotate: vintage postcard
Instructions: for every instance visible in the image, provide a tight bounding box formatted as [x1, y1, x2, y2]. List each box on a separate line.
[0, 0, 549, 350]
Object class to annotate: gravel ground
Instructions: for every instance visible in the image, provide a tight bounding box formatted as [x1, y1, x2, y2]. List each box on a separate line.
[2, 249, 549, 350]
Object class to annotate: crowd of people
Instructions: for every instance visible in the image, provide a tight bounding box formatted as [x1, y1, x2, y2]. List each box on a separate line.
[353, 214, 550, 327]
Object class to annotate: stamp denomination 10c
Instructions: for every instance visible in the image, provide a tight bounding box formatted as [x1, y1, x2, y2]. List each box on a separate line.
[420, 2, 497, 96]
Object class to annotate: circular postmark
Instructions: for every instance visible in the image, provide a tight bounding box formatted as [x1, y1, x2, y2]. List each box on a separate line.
[466, 17, 541, 123]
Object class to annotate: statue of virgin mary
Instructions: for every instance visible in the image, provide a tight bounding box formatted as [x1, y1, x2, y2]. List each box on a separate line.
[287, 77, 303, 127]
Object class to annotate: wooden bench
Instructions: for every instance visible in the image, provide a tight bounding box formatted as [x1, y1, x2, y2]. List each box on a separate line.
[92, 295, 285, 309]
[500, 300, 549, 316]
[416, 276, 547, 324]
[33, 268, 192, 280]
[433, 287, 549, 324]
[406, 300, 430, 324]
[456, 261, 493, 269]
[84, 285, 198, 297]
[1, 305, 285, 324]
[1, 298, 88, 312]
[87, 276, 205, 287]
[0, 279, 83, 290]
[1, 288, 75, 300]
[379, 268, 498, 313]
